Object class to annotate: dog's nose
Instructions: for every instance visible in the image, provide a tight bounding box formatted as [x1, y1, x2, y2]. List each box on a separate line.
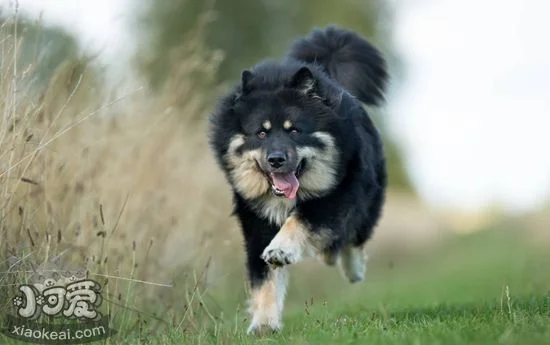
[267, 151, 287, 168]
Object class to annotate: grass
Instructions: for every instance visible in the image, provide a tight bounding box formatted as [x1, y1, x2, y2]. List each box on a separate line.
[167, 228, 548, 345]
[5, 227, 547, 345]
[126, 229, 550, 344]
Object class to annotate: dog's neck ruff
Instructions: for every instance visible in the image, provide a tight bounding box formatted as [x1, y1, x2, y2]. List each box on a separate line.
[253, 194, 297, 226]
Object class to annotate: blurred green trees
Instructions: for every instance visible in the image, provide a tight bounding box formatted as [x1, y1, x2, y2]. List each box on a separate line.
[137, 0, 394, 85]
[137, 0, 413, 192]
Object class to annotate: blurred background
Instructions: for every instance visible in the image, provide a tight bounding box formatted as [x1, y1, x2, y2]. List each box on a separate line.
[0, 0, 549, 334]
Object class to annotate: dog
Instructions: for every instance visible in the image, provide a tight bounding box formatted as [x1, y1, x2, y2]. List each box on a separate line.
[208, 26, 388, 334]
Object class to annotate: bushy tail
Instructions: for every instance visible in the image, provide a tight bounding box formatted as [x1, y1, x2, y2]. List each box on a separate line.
[288, 26, 388, 106]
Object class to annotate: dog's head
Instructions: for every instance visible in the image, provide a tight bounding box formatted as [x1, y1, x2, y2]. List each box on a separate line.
[211, 65, 344, 201]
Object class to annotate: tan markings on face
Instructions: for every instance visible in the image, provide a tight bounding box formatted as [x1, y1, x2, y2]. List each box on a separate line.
[227, 134, 245, 153]
[224, 134, 270, 199]
[247, 268, 288, 334]
[296, 132, 339, 199]
[283, 120, 293, 130]
[262, 120, 272, 130]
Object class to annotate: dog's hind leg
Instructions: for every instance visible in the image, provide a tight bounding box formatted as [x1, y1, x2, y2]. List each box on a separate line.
[319, 241, 343, 266]
[339, 244, 367, 283]
[320, 250, 338, 266]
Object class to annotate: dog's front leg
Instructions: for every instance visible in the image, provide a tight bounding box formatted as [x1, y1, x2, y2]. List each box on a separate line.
[247, 267, 288, 334]
[261, 215, 318, 267]
[240, 212, 289, 334]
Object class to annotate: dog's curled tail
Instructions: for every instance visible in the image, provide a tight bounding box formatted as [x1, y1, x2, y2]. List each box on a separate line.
[288, 26, 388, 106]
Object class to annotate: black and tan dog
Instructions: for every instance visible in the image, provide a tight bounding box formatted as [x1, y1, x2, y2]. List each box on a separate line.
[209, 26, 388, 334]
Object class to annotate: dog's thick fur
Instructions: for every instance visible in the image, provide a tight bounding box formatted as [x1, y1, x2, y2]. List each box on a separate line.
[209, 26, 388, 334]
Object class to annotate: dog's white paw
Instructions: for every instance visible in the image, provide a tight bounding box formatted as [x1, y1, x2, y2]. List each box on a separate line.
[261, 236, 302, 267]
[246, 319, 281, 336]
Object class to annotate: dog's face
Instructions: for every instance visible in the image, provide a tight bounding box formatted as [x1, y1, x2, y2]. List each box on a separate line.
[221, 67, 340, 201]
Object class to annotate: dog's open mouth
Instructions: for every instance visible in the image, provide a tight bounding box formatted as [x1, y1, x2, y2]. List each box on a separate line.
[269, 160, 305, 200]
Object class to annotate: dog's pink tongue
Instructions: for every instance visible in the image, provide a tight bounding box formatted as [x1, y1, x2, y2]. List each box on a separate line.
[270, 173, 299, 199]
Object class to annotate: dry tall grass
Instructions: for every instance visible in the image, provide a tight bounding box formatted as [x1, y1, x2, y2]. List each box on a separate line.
[0, 18, 242, 324]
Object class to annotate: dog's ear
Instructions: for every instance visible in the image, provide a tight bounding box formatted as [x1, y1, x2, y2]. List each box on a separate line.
[290, 67, 320, 98]
[233, 70, 254, 104]
[241, 70, 254, 94]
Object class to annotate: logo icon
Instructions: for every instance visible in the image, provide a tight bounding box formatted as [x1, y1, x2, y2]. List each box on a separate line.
[2, 263, 116, 344]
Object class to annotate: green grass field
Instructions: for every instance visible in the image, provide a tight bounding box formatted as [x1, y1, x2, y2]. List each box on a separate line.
[2, 228, 549, 345]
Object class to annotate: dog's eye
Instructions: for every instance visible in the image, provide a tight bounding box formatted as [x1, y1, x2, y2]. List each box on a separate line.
[257, 131, 267, 139]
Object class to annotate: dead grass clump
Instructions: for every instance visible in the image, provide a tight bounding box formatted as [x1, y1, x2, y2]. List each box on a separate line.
[0, 17, 239, 325]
